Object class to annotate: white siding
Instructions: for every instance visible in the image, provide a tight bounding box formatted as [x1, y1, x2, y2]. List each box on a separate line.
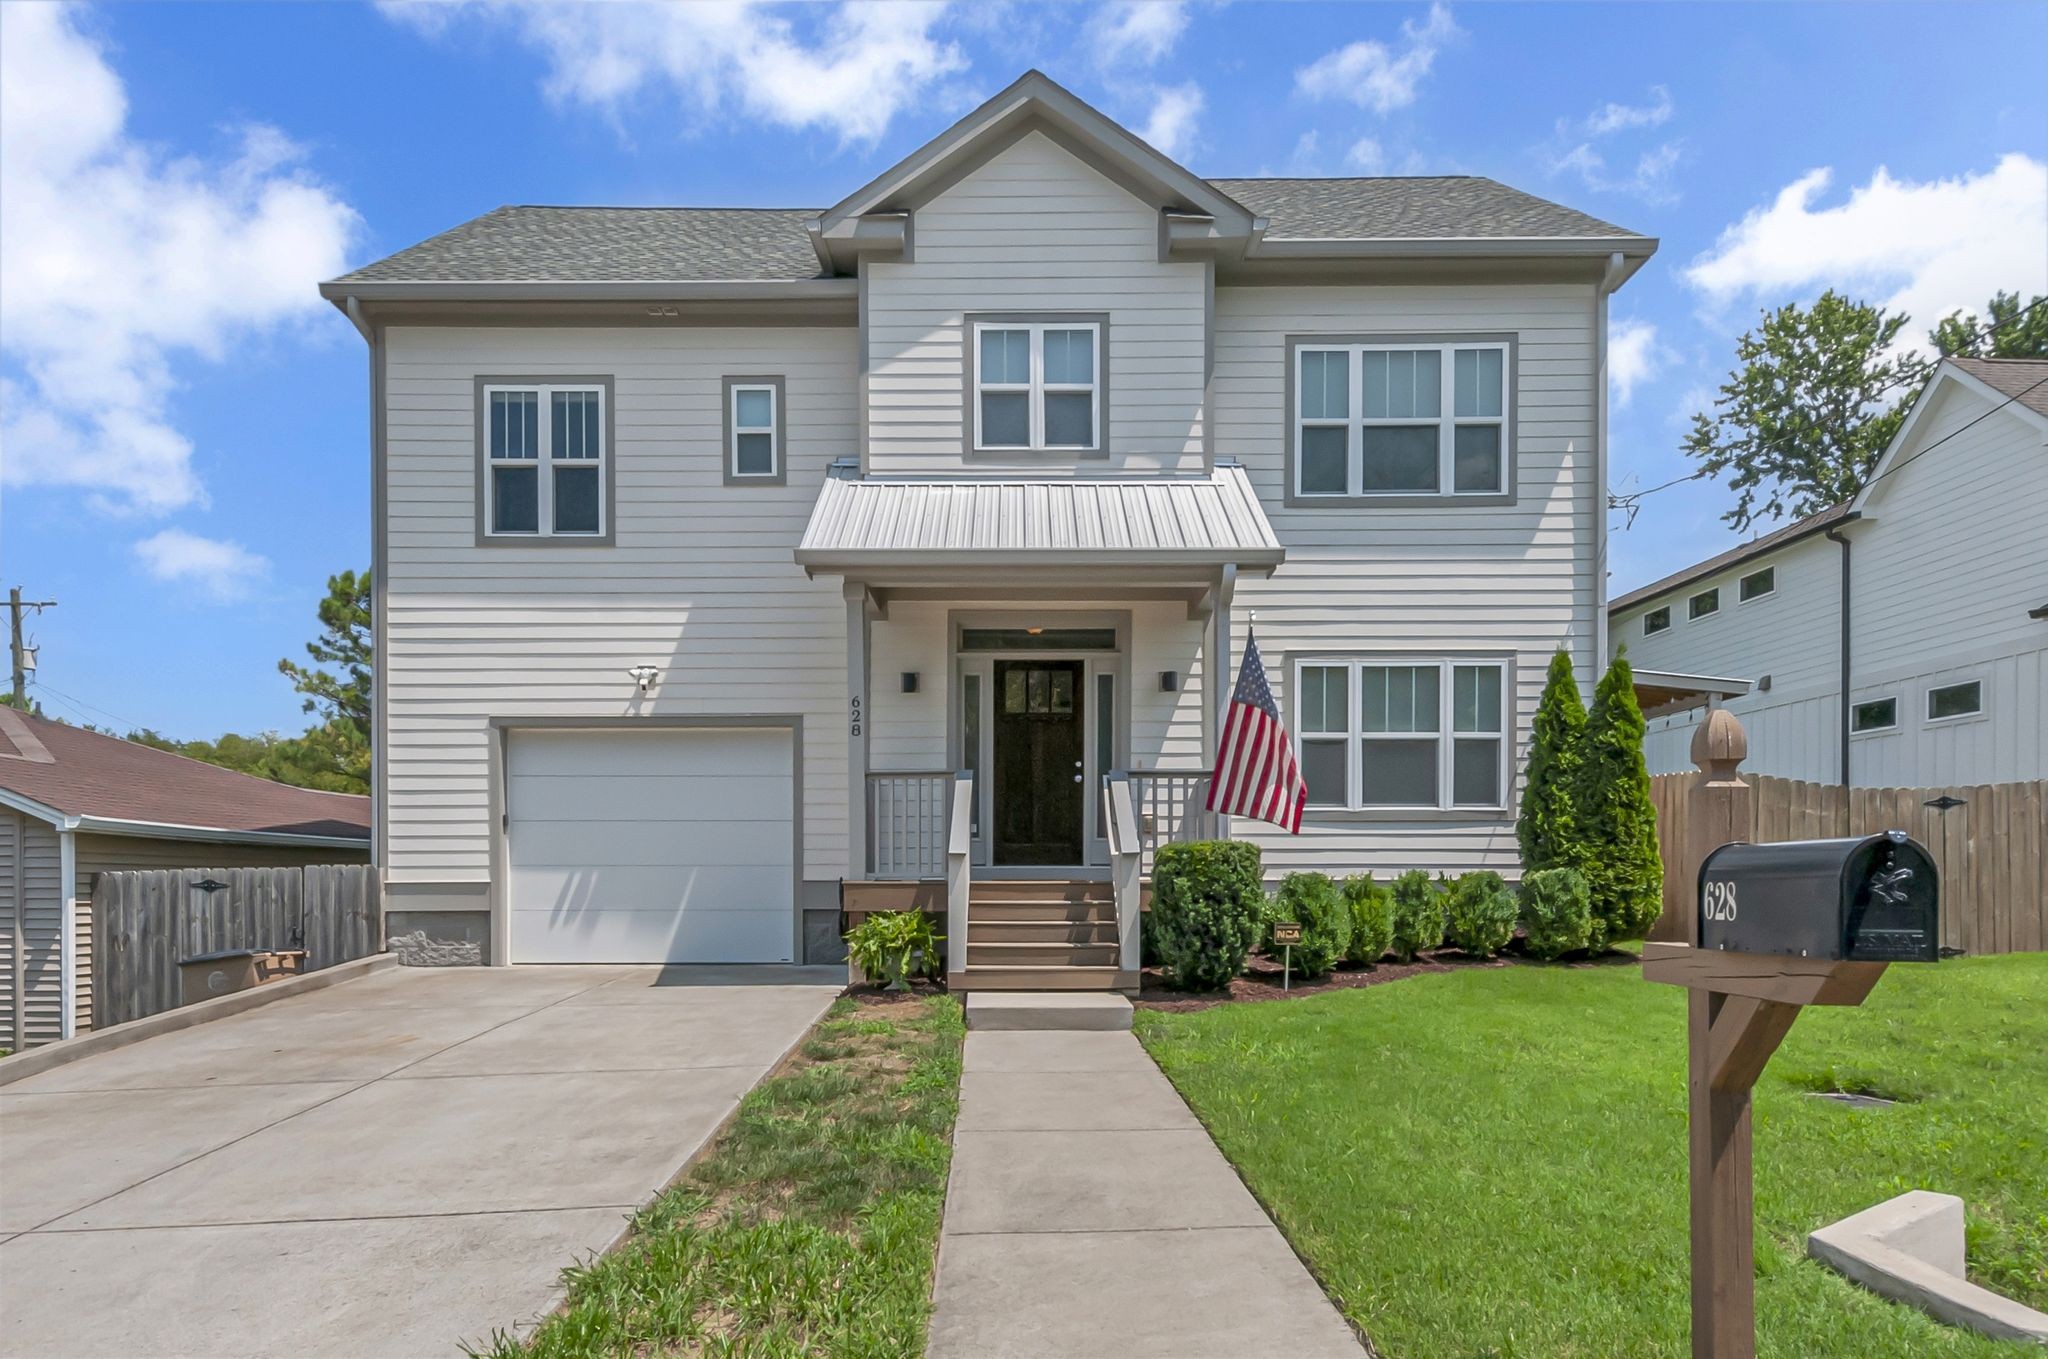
[864, 131, 1208, 475]
[381, 325, 857, 886]
[2, 809, 63, 1048]
[1215, 283, 1603, 875]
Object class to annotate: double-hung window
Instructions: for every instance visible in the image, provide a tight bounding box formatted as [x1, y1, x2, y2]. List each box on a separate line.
[483, 382, 606, 538]
[1294, 340, 1510, 499]
[1294, 658, 1509, 811]
[973, 320, 1101, 452]
[724, 376, 785, 484]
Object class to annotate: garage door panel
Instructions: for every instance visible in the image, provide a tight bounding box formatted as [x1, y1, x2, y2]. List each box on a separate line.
[508, 864, 790, 912]
[508, 728, 787, 779]
[512, 774, 789, 824]
[508, 819, 792, 869]
[510, 906, 792, 966]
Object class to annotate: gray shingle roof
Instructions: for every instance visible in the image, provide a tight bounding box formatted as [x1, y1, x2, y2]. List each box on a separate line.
[1209, 176, 1641, 241]
[332, 206, 826, 284]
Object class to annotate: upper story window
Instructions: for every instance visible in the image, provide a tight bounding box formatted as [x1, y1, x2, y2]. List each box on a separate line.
[1292, 339, 1511, 503]
[1295, 657, 1508, 812]
[1926, 679, 1983, 722]
[1851, 697, 1898, 733]
[1739, 567, 1775, 603]
[971, 319, 1102, 453]
[723, 376, 786, 485]
[480, 380, 609, 541]
[1688, 587, 1720, 620]
[1643, 606, 1672, 636]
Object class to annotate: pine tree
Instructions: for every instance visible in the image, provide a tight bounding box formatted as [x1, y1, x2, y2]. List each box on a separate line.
[1517, 649, 1587, 872]
[1572, 652, 1662, 947]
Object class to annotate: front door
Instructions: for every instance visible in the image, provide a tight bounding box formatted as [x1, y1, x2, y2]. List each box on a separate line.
[992, 659, 1085, 865]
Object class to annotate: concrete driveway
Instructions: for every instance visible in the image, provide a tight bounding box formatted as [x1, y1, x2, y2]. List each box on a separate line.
[0, 963, 840, 1358]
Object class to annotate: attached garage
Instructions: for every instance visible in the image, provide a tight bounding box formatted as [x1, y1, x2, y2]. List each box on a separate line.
[505, 726, 797, 964]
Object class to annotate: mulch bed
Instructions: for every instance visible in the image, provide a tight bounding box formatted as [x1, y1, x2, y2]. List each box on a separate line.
[1133, 944, 1638, 1012]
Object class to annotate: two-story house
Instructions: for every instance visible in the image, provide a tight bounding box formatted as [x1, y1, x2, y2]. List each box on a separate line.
[322, 72, 1653, 989]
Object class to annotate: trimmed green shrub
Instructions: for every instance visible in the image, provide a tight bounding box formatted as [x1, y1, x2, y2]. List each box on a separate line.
[1342, 874, 1395, 965]
[1389, 869, 1447, 962]
[1518, 649, 1588, 873]
[843, 911, 944, 989]
[1444, 871, 1517, 957]
[1271, 872, 1351, 977]
[1152, 840, 1266, 991]
[1573, 652, 1664, 949]
[1519, 867, 1594, 960]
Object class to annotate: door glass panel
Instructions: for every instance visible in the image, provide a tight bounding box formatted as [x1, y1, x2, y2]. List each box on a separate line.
[1027, 668, 1049, 713]
[1096, 673, 1114, 779]
[963, 673, 982, 836]
[1004, 668, 1027, 713]
[1050, 669, 1074, 714]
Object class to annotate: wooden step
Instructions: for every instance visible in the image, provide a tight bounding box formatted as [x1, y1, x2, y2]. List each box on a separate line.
[967, 900, 1117, 924]
[967, 919, 1119, 944]
[967, 941, 1119, 967]
[950, 965, 1134, 992]
[968, 879, 1113, 905]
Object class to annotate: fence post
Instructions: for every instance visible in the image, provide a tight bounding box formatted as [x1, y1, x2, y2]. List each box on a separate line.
[1661, 707, 1752, 945]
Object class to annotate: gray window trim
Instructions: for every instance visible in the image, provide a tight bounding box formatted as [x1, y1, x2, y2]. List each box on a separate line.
[473, 374, 616, 547]
[963, 311, 1110, 460]
[1283, 333, 1518, 508]
[722, 374, 788, 486]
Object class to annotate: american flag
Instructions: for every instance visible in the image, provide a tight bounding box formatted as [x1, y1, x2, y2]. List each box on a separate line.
[1206, 632, 1307, 833]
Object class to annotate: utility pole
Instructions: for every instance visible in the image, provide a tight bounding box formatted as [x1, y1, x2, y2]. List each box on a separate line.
[8, 587, 56, 709]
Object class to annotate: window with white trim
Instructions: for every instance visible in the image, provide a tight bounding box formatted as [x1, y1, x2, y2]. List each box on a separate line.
[1926, 680, 1982, 722]
[973, 322, 1099, 451]
[729, 382, 779, 479]
[1295, 658, 1508, 811]
[1739, 567, 1775, 603]
[1295, 341, 1508, 498]
[484, 383, 605, 537]
[1643, 606, 1672, 636]
[1688, 587, 1720, 620]
[1851, 697, 1897, 733]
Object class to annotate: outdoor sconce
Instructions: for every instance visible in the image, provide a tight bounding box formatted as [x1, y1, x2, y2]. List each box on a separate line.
[627, 664, 660, 694]
[901, 672, 920, 694]
[1160, 670, 1179, 692]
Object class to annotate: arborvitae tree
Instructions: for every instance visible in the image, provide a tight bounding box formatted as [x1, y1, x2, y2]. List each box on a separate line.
[1517, 649, 1587, 872]
[1573, 653, 1663, 948]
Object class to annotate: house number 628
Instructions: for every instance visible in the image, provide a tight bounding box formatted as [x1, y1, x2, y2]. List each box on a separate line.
[1703, 880, 1738, 921]
[848, 695, 863, 737]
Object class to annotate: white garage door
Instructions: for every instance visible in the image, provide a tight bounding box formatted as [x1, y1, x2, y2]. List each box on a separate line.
[507, 727, 795, 964]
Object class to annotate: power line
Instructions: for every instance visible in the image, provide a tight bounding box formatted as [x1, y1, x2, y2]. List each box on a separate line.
[25, 678, 144, 733]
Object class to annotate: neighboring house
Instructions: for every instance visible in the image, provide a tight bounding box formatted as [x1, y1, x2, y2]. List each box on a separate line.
[0, 708, 370, 1048]
[321, 71, 1654, 987]
[1610, 357, 2048, 785]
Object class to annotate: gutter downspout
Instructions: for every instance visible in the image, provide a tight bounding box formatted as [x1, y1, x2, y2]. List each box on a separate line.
[1826, 525, 1853, 790]
[1594, 251, 1627, 676]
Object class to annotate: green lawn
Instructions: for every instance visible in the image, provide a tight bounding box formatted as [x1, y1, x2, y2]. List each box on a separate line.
[474, 993, 963, 1359]
[1135, 953, 2046, 1359]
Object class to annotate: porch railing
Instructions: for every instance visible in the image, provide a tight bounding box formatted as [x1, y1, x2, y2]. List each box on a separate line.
[1126, 768, 1223, 872]
[866, 770, 955, 878]
[946, 770, 973, 977]
[1103, 772, 1143, 973]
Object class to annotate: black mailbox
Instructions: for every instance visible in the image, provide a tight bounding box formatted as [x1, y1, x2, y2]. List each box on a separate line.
[1698, 832, 1939, 962]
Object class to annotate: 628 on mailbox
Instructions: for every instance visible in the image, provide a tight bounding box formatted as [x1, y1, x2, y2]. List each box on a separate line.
[1697, 831, 1939, 963]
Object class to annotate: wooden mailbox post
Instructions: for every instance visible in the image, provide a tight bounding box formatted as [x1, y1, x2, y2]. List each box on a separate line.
[1645, 710, 1940, 1359]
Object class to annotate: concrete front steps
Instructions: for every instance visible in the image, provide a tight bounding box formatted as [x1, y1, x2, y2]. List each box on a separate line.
[949, 879, 1136, 994]
[964, 991, 1134, 1031]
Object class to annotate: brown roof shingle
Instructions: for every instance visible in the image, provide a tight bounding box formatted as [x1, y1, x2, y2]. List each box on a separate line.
[0, 709, 369, 840]
[1608, 503, 1858, 616]
[1949, 356, 2048, 419]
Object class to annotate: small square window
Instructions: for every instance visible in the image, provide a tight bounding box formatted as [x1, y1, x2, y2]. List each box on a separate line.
[1739, 567, 1775, 602]
[1927, 681, 1982, 722]
[1643, 607, 1672, 636]
[1689, 589, 1720, 620]
[1851, 698, 1897, 733]
[724, 378, 785, 483]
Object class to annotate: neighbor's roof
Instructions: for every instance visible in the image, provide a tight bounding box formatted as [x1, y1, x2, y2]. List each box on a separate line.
[796, 464, 1284, 571]
[330, 178, 1644, 287]
[1947, 356, 2048, 419]
[1608, 503, 1859, 616]
[0, 708, 370, 842]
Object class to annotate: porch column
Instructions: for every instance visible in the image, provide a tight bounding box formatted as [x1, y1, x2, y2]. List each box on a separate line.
[1206, 565, 1236, 839]
[844, 583, 878, 879]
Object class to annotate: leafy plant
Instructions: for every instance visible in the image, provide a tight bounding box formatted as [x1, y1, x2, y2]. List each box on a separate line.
[1342, 874, 1395, 965]
[1389, 869, 1446, 963]
[1518, 649, 1587, 874]
[844, 911, 944, 990]
[1444, 871, 1517, 957]
[1152, 840, 1266, 992]
[1271, 872, 1351, 978]
[1518, 867, 1594, 960]
[1573, 653, 1663, 949]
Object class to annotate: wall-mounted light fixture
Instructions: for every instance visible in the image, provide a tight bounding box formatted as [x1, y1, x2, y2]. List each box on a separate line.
[901, 672, 920, 694]
[627, 664, 660, 694]
[1160, 670, 1179, 692]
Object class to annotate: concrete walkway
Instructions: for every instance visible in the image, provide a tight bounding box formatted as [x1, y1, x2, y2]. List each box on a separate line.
[926, 1029, 1367, 1359]
[0, 963, 839, 1358]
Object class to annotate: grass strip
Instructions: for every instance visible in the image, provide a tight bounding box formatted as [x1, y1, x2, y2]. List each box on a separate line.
[475, 993, 963, 1359]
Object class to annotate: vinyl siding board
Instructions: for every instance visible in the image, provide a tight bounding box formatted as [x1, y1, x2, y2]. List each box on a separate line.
[3, 810, 64, 1048]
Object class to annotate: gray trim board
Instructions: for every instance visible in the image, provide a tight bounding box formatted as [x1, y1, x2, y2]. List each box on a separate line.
[471, 375, 618, 547]
[1282, 332, 1519, 509]
[722, 374, 789, 486]
[963, 311, 1111, 461]
[369, 315, 389, 888]
[383, 880, 491, 914]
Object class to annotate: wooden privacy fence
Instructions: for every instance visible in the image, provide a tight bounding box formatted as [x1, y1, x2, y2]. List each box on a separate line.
[1652, 771, 2046, 957]
[92, 865, 382, 1027]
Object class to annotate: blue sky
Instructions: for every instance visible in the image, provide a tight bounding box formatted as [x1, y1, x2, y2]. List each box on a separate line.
[3, 0, 2044, 740]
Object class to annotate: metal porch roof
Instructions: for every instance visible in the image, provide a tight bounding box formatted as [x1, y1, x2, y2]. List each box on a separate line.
[795, 465, 1283, 573]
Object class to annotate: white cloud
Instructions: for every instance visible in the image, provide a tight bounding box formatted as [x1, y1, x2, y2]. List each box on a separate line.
[1609, 318, 1665, 407]
[1087, 1, 1189, 69]
[380, 0, 968, 144]
[1684, 155, 2048, 344]
[1552, 139, 1682, 205]
[0, 3, 359, 517]
[1347, 137, 1384, 173]
[1580, 85, 1672, 138]
[1296, 4, 1460, 115]
[132, 529, 271, 602]
[1137, 82, 1203, 160]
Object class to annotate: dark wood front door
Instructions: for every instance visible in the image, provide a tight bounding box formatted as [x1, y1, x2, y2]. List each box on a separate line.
[993, 660, 1085, 865]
